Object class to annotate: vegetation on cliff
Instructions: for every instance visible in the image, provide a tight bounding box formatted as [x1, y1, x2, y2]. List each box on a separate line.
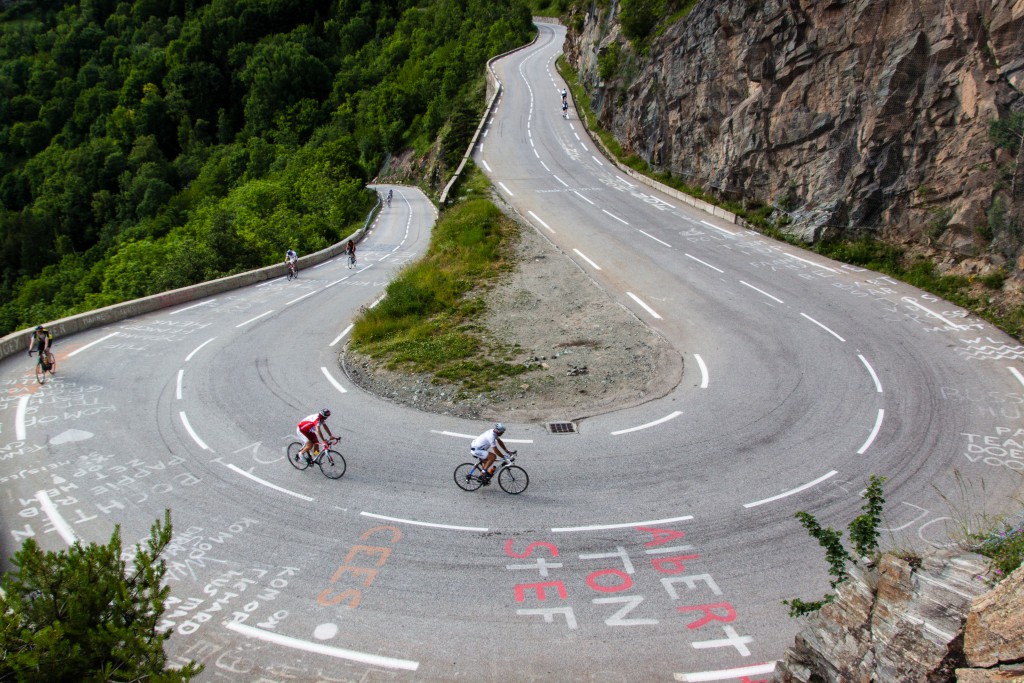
[0, 0, 533, 336]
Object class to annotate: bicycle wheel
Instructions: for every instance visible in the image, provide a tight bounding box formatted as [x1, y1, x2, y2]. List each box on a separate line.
[35, 362, 47, 385]
[287, 442, 309, 470]
[319, 450, 346, 479]
[454, 463, 484, 491]
[498, 465, 529, 494]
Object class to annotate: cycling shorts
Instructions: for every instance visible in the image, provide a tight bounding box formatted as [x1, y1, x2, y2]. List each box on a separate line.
[470, 446, 490, 460]
[297, 426, 317, 443]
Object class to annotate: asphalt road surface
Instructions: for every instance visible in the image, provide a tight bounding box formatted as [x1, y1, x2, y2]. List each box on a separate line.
[2, 22, 1023, 683]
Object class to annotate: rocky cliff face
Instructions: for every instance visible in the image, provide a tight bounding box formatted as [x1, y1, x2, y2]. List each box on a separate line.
[565, 0, 1024, 267]
[772, 553, 1024, 682]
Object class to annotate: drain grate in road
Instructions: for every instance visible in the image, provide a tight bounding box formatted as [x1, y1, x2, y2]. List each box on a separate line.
[548, 422, 576, 434]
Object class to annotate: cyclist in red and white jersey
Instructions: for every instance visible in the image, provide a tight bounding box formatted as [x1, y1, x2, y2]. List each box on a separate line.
[296, 408, 335, 463]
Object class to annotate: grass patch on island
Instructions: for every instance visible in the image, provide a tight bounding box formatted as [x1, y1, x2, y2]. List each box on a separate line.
[350, 165, 530, 394]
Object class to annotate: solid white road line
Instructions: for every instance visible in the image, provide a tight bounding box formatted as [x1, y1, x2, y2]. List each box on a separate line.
[179, 411, 211, 451]
[66, 331, 119, 357]
[902, 297, 967, 330]
[573, 249, 601, 270]
[700, 220, 736, 236]
[684, 253, 724, 273]
[176, 369, 183, 400]
[528, 210, 554, 233]
[553, 514, 694, 533]
[16, 395, 29, 441]
[37, 490, 78, 545]
[800, 313, 846, 342]
[857, 409, 885, 454]
[169, 300, 216, 315]
[743, 471, 838, 508]
[740, 281, 784, 304]
[185, 337, 216, 361]
[783, 251, 838, 273]
[611, 411, 683, 436]
[498, 182, 514, 196]
[859, 354, 883, 392]
[674, 662, 777, 682]
[361, 511, 488, 532]
[225, 622, 419, 671]
[321, 367, 347, 394]
[694, 354, 709, 388]
[330, 324, 354, 347]
[1010, 366, 1024, 387]
[626, 292, 663, 319]
[225, 463, 313, 502]
[638, 229, 672, 248]
[236, 310, 274, 328]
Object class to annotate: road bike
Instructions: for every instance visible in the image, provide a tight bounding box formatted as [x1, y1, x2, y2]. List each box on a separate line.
[286, 261, 297, 280]
[454, 451, 528, 494]
[29, 350, 56, 384]
[347, 251, 356, 268]
[287, 437, 346, 479]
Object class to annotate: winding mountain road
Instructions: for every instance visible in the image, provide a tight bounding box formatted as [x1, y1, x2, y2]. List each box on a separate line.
[2, 22, 1022, 682]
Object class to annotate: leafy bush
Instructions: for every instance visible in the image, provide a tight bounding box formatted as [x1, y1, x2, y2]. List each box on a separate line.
[971, 516, 1024, 581]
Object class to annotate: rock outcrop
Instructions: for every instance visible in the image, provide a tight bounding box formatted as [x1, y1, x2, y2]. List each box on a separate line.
[565, 0, 1024, 266]
[772, 552, 1024, 682]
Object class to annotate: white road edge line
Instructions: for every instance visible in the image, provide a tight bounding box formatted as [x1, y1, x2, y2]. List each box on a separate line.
[176, 369, 184, 400]
[498, 182, 514, 196]
[626, 292, 662, 319]
[684, 253, 724, 273]
[694, 354, 709, 388]
[528, 210, 555, 233]
[15, 395, 29, 441]
[699, 220, 736, 236]
[179, 411, 211, 451]
[225, 463, 313, 502]
[66, 331, 119, 357]
[481, 159, 492, 172]
[37, 490, 78, 545]
[591, 155, 604, 166]
[236, 310, 274, 328]
[1010, 366, 1024, 387]
[225, 622, 419, 671]
[611, 411, 683, 436]
[553, 514, 694, 533]
[330, 324, 354, 347]
[185, 337, 216, 362]
[800, 313, 846, 342]
[859, 354, 883, 392]
[573, 249, 601, 270]
[169, 300, 216, 315]
[857, 409, 885, 455]
[361, 512, 488, 532]
[321, 367, 347, 394]
[743, 471, 838, 508]
[783, 251, 838, 273]
[902, 297, 967, 330]
[740, 281, 784, 304]
[674, 662, 777, 682]
[638, 229, 672, 248]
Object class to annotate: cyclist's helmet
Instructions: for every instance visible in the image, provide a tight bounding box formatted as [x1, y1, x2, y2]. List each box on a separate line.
[35, 325, 43, 330]
[319, 408, 331, 419]
[494, 423, 505, 434]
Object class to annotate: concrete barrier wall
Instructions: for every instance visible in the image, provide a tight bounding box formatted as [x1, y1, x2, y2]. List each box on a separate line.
[0, 198, 381, 363]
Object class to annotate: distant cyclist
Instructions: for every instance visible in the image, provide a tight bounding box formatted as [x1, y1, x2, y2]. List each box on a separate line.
[285, 248, 298, 278]
[561, 88, 567, 102]
[296, 409, 335, 464]
[386, 188, 393, 207]
[345, 240, 356, 268]
[28, 325, 54, 371]
[561, 100, 569, 119]
[470, 423, 515, 486]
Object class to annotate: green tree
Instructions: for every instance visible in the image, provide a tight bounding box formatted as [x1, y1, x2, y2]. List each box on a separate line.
[783, 475, 888, 617]
[0, 510, 202, 681]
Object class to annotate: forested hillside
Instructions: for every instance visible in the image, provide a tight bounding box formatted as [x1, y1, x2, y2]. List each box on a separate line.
[0, 0, 532, 335]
